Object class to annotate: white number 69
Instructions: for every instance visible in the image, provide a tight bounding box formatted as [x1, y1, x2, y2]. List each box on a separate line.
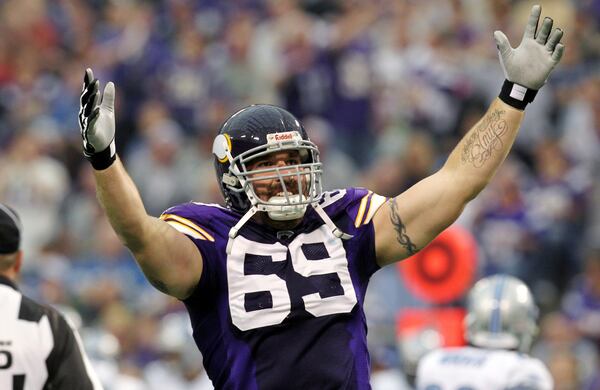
[227, 226, 357, 331]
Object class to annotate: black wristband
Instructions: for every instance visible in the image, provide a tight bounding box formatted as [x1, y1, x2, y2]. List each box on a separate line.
[84, 140, 116, 170]
[498, 80, 538, 110]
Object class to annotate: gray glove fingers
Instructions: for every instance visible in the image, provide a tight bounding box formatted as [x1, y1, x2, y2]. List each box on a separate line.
[523, 5, 542, 39]
[535, 17, 553, 44]
[78, 81, 97, 131]
[83, 107, 101, 152]
[100, 82, 115, 112]
[493, 30, 512, 55]
[83, 68, 94, 91]
[78, 107, 85, 131]
[552, 43, 565, 63]
[546, 28, 564, 51]
[84, 89, 100, 118]
[80, 79, 99, 107]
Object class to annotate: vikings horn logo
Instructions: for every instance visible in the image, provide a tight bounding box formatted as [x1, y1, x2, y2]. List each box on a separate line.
[213, 134, 232, 163]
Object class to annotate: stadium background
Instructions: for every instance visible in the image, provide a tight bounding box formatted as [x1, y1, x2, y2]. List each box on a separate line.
[0, 0, 598, 388]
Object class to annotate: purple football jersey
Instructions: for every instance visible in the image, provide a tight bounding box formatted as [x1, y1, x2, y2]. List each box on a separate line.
[160, 188, 387, 389]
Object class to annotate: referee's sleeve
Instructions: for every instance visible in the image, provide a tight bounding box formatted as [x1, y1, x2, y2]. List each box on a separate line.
[45, 309, 103, 389]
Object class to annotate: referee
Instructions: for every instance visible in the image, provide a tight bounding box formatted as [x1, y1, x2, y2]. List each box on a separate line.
[0, 203, 103, 389]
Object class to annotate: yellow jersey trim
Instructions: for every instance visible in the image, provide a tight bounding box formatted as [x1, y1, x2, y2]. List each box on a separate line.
[160, 214, 215, 242]
[354, 191, 373, 228]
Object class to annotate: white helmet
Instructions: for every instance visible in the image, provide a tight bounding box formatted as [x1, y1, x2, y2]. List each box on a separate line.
[465, 274, 539, 352]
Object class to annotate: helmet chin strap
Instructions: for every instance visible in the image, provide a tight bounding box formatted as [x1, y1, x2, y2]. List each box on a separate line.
[226, 201, 353, 254]
[225, 198, 308, 254]
[226, 206, 258, 254]
[227, 161, 353, 252]
[311, 203, 353, 240]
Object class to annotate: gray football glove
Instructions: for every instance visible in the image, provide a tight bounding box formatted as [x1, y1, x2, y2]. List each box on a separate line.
[78, 68, 117, 170]
[495, 5, 565, 109]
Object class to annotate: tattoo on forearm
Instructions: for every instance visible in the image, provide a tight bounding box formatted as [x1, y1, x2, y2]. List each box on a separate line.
[388, 199, 418, 255]
[461, 109, 508, 168]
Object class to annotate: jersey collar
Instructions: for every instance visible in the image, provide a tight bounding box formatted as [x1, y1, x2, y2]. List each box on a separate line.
[0, 274, 18, 291]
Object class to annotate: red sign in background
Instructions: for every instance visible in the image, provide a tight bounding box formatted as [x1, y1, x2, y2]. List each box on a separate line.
[396, 225, 478, 350]
[397, 225, 478, 305]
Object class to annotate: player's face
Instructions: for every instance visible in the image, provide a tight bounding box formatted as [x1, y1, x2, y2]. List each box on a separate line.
[246, 150, 308, 202]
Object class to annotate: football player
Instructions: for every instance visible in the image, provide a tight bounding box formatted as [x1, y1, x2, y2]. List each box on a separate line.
[78, 5, 564, 388]
[415, 275, 553, 390]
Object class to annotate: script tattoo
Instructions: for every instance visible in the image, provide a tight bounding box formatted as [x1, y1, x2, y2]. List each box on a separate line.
[388, 199, 418, 255]
[461, 109, 508, 168]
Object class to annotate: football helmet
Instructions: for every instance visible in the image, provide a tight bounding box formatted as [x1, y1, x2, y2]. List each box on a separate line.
[212, 104, 323, 221]
[465, 274, 539, 352]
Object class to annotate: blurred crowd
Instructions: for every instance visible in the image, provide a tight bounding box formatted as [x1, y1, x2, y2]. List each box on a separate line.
[0, 0, 599, 388]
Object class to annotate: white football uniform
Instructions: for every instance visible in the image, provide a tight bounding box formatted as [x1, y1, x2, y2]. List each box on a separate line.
[0, 277, 103, 390]
[416, 346, 553, 390]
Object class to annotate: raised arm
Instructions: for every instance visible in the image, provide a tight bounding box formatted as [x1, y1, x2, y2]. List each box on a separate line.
[374, 5, 564, 266]
[78, 69, 202, 299]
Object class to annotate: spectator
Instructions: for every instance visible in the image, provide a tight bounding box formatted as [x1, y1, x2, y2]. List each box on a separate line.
[562, 248, 600, 349]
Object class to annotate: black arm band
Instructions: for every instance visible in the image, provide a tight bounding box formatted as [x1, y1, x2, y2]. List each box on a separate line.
[84, 140, 116, 170]
[498, 80, 538, 110]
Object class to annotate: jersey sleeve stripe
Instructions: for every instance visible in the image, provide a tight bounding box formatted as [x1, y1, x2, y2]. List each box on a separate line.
[160, 214, 215, 241]
[165, 220, 209, 241]
[362, 194, 388, 225]
[354, 191, 373, 228]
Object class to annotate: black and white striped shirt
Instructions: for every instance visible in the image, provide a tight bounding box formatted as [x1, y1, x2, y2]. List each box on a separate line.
[0, 275, 103, 390]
